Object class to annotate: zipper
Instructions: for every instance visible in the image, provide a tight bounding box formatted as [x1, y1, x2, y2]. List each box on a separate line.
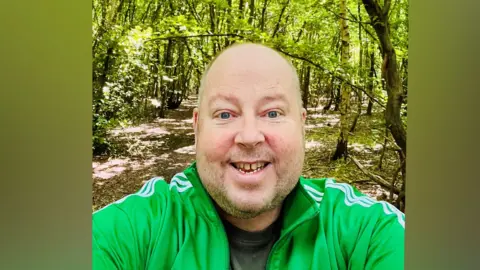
[265, 232, 288, 270]
[188, 175, 230, 268]
[208, 209, 230, 270]
[265, 211, 319, 270]
[185, 167, 231, 269]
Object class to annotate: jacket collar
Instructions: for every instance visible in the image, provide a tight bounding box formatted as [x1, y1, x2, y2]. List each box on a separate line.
[183, 162, 320, 233]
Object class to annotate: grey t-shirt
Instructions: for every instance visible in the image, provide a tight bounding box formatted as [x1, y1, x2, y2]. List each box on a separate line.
[222, 218, 282, 270]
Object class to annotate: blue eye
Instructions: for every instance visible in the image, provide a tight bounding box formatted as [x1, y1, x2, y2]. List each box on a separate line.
[267, 111, 279, 118]
[220, 112, 231, 119]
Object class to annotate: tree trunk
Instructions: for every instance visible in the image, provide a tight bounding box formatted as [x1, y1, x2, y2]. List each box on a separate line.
[248, 0, 255, 26]
[143, 50, 151, 117]
[236, 0, 245, 36]
[350, 6, 364, 133]
[185, 0, 201, 24]
[401, 57, 408, 117]
[140, 0, 153, 22]
[159, 40, 174, 118]
[92, 0, 125, 54]
[167, 42, 185, 109]
[152, 46, 161, 118]
[239, 0, 244, 18]
[93, 46, 114, 116]
[366, 50, 375, 115]
[225, 0, 233, 47]
[401, 57, 408, 95]
[92, 0, 108, 54]
[377, 125, 389, 169]
[314, 70, 323, 110]
[260, 0, 268, 31]
[333, 82, 341, 111]
[349, 90, 362, 132]
[209, 5, 217, 55]
[295, 21, 307, 42]
[271, 0, 290, 38]
[332, 0, 351, 161]
[279, 15, 290, 36]
[149, 1, 164, 118]
[323, 76, 334, 112]
[301, 65, 311, 110]
[209, 4, 216, 34]
[123, 0, 134, 26]
[362, 0, 407, 156]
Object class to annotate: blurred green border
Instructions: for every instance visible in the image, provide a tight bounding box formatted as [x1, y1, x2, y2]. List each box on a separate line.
[407, 0, 480, 269]
[0, 1, 91, 269]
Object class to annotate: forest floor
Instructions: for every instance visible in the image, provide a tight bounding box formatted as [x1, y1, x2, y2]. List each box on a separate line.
[92, 95, 401, 211]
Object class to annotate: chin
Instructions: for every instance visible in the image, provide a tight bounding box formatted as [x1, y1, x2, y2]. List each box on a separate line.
[234, 200, 265, 212]
[228, 193, 271, 213]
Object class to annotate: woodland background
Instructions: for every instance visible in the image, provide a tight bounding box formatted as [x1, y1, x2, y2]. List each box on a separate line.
[92, 0, 408, 212]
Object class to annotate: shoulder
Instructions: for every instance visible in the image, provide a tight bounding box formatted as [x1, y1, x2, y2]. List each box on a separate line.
[93, 177, 169, 219]
[92, 172, 197, 267]
[300, 177, 405, 229]
[301, 177, 404, 268]
[93, 171, 195, 219]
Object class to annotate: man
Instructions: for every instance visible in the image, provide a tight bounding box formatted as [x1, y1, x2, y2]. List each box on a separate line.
[93, 43, 405, 270]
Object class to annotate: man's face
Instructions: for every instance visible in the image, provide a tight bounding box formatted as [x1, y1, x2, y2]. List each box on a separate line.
[193, 45, 306, 219]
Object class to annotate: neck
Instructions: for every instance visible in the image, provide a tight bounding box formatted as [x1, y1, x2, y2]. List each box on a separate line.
[221, 207, 282, 232]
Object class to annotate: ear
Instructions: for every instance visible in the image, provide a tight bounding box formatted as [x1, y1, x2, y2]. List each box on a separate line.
[301, 108, 307, 135]
[193, 108, 199, 145]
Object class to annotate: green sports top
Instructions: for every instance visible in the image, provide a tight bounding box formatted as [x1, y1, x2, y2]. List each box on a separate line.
[92, 162, 405, 269]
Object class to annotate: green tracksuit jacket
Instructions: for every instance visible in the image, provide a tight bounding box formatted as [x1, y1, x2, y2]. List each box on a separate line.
[93, 162, 405, 269]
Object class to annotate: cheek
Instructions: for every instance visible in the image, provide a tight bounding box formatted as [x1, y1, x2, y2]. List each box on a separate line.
[197, 126, 235, 160]
[267, 135, 298, 158]
[265, 125, 304, 157]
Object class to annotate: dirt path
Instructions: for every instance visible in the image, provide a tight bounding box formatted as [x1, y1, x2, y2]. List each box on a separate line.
[93, 96, 393, 211]
[92, 96, 198, 210]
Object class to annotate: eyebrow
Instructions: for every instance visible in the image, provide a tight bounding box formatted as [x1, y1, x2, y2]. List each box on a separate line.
[258, 93, 289, 105]
[208, 94, 241, 108]
[207, 92, 289, 108]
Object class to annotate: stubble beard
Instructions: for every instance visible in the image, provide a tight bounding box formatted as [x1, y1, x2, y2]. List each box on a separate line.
[196, 153, 304, 220]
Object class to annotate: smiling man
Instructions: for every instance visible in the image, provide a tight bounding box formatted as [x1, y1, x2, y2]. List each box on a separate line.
[93, 43, 405, 270]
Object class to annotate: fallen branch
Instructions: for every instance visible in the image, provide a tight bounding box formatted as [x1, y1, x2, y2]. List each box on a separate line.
[147, 33, 246, 42]
[349, 155, 400, 194]
[349, 179, 375, 184]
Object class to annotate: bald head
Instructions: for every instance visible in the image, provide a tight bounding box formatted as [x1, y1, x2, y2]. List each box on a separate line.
[197, 43, 302, 109]
[192, 43, 307, 222]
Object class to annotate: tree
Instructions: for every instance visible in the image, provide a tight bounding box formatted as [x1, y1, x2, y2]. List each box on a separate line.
[361, 0, 407, 156]
[361, 0, 408, 211]
[332, 0, 352, 161]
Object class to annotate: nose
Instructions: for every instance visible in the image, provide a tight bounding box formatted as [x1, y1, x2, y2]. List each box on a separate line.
[234, 115, 265, 148]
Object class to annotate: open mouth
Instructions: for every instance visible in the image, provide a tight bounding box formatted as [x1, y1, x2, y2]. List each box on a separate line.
[230, 162, 270, 174]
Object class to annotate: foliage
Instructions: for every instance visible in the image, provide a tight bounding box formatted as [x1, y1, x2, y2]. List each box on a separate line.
[92, 0, 408, 157]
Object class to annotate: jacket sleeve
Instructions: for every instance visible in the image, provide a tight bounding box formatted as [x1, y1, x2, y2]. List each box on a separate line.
[92, 178, 170, 269]
[92, 204, 141, 270]
[364, 207, 405, 270]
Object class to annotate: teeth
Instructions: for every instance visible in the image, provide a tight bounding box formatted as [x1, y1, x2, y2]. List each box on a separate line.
[234, 162, 267, 173]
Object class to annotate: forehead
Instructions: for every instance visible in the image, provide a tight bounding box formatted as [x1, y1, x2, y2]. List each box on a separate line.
[204, 69, 294, 108]
[202, 47, 297, 106]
